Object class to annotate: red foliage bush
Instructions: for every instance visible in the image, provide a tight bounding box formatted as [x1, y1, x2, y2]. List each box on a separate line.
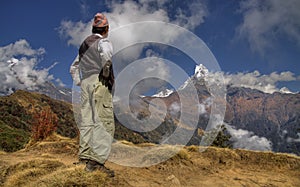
[31, 106, 58, 141]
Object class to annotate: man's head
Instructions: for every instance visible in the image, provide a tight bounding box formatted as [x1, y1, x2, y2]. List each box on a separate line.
[92, 13, 109, 36]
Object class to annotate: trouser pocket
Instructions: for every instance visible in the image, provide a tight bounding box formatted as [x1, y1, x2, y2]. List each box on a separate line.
[100, 102, 113, 119]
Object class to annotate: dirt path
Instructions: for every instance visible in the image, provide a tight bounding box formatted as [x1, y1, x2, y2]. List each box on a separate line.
[1, 138, 300, 187]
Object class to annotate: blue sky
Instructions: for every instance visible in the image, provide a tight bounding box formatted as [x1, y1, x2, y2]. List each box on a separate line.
[0, 0, 300, 94]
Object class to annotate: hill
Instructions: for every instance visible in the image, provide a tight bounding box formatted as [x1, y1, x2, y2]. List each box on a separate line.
[0, 90, 77, 152]
[0, 135, 299, 187]
[0, 90, 147, 152]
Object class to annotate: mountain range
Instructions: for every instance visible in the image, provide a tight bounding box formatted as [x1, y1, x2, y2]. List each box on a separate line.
[114, 64, 300, 155]
[0, 64, 299, 156]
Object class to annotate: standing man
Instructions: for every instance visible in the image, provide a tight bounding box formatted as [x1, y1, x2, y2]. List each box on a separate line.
[70, 13, 115, 177]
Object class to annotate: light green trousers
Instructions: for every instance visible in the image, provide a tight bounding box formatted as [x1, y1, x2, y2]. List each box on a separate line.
[79, 74, 114, 164]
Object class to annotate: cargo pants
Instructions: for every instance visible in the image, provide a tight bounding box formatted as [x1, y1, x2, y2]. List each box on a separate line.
[79, 74, 114, 164]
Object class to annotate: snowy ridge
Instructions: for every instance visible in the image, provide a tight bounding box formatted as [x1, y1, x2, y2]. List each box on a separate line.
[278, 87, 298, 94]
[152, 89, 174, 98]
[153, 64, 209, 97]
[179, 64, 209, 91]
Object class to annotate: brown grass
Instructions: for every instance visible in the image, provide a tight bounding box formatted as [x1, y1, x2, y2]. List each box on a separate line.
[32, 167, 107, 187]
[2, 160, 65, 187]
[0, 137, 300, 187]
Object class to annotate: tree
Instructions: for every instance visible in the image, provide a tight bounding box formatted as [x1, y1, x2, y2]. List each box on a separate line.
[201, 124, 232, 148]
[211, 125, 232, 148]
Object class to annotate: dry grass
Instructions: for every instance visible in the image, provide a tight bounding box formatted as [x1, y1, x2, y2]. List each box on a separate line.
[0, 138, 300, 187]
[175, 148, 191, 160]
[118, 140, 156, 147]
[32, 167, 107, 187]
[0, 158, 109, 187]
[24, 133, 78, 156]
[2, 159, 65, 187]
[0, 151, 6, 155]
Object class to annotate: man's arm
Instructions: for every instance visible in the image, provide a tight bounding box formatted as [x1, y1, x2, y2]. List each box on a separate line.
[99, 38, 113, 61]
[98, 38, 114, 90]
[70, 55, 81, 86]
[98, 38, 113, 78]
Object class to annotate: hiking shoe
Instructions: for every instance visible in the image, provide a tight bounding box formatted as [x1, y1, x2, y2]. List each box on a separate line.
[73, 158, 89, 165]
[99, 164, 115, 177]
[85, 160, 115, 177]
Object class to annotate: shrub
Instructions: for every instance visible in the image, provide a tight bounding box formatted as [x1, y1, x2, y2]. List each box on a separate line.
[201, 125, 232, 148]
[31, 106, 58, 142]
[211, 125, 232, 148]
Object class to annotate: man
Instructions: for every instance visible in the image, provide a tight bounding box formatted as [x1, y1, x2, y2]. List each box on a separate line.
[70, 13, 115, 177]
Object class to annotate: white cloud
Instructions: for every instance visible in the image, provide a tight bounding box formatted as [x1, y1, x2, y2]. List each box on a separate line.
[173, 0, 207, 30]
[198, 104, 206, 115]
[0, 40, 57, 95]
[58, 0, 207, 53]
[55, 78, 66, 87]
[287, 133, 300, 143]
[169, 101, 180, 117]
[129, 57, 171, 96]
[198, 97, 213, 115]
[225, 124, 272, 151]
[238, 0, 300, 54]
[58, 20, 91, 47]
[59, 1, 208, 96]
[0, 39, 45, 62]
[221, 70, 298, 93]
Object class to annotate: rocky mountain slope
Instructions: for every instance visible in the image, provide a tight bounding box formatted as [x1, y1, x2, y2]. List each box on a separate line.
[136, 84, 300, 154]
[113, 65, 300, 155]
[225, 86, 300, 154]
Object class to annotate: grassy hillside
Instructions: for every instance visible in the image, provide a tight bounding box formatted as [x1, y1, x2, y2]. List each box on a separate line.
[0, 120, 30, 152]
[0, 90, 148, 152]
[0, 90, 78, 152]
[0, 134, 299, 187]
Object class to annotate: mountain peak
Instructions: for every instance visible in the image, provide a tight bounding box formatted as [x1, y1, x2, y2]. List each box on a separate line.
[152, 89, 174, 98]
[178, 64, 209, 91]
[194, 64, 209, 80]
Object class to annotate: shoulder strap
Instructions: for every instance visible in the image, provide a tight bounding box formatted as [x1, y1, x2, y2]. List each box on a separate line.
[79, 35, 101, 60]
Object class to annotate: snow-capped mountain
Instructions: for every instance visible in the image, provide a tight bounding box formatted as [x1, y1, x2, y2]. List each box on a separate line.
[152, 64, 209, 95]
[194, 64, 209, 80]
[152, 89, 174, 98]
[36, 82, 72, 102]
[278, 87, 298, 94]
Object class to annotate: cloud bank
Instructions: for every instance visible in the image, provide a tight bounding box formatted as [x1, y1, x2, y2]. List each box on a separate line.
[58, 0, 208, 48]
[221, 70, 299, 94]
[0, 39, 59, 95]
[287, 133, 300, 143]
[238, 0, 300, 54]
[225, 124, 272, 151]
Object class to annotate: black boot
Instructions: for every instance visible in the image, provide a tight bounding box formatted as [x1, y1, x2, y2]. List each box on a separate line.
[85, 160, 115, 177]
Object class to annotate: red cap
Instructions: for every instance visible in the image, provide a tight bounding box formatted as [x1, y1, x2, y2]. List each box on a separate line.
[93, 13, 109, 27]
